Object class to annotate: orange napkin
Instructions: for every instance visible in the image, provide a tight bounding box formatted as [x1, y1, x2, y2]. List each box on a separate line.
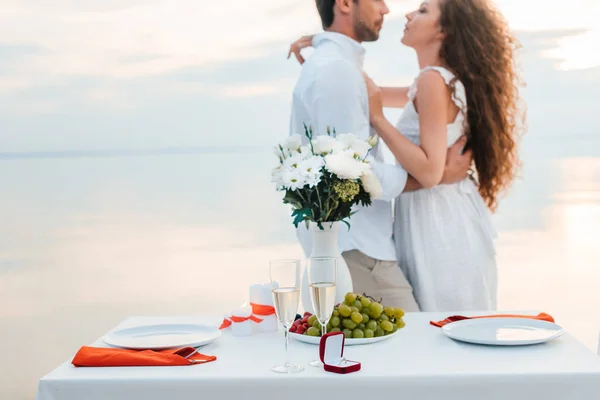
[431, 312, 555, 328]
[72, 346, 217, 367]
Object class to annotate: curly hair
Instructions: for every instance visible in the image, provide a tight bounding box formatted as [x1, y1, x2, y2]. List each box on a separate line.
[439, 0, 525, 211]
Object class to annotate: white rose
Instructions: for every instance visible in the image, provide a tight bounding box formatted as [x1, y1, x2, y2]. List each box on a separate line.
[324, 150, 370, 180]
[349, 139, 371, 159]
[312, 136, 346, 155]
[361, 169, 383, 199]
[366, 135, 378, 147]
[283, 134, 302, 152]
[312, 135, 337, 155]
[299, 145, 313, 159]
[336, 133, 360, 149]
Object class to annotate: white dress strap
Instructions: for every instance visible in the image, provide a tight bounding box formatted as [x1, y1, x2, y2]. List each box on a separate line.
[408, 66, 467, 115]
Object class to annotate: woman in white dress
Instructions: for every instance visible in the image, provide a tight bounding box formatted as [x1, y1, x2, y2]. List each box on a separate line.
[288, 0, 524, 311]
[363, 0, 524, 311]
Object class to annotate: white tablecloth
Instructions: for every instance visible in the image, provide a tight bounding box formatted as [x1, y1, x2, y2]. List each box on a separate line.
[36, 313, 600, 400]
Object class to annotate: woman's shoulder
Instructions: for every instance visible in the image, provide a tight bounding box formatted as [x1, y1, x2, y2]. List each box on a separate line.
[410, 66, 468, 111]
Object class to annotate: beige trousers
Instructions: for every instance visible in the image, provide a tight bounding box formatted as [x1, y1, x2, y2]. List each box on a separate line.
[342, 250, 420, 312]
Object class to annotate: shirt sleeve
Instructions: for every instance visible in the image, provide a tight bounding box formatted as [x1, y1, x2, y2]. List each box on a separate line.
[371, 162, 408, 201]
[304, 59, 408, 200]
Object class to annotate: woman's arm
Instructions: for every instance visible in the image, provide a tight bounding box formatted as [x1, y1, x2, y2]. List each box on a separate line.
[367, 71, 451, 188]
[380, 87, 410, 108]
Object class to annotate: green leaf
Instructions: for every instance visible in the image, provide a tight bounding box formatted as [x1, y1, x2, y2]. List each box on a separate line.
[341, 219, 351, 230]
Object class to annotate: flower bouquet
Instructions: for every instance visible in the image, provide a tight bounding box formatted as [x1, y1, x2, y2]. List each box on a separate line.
[272, 124, 382, 230]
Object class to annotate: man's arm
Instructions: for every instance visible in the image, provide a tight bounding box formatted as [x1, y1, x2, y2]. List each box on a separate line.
[403, 136, 473, 192]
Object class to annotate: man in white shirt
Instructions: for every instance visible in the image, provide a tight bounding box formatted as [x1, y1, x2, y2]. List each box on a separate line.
[289, 0, 471, 311]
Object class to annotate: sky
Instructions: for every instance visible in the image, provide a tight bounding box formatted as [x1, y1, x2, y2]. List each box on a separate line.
[0, 0, 599, 153]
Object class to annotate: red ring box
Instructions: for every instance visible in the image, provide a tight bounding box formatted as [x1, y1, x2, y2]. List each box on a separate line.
[319, 332, 361, 374]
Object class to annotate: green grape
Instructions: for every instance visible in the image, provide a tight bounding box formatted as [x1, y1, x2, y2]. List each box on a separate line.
[307, 327, 320, 337]
[361, 313, 370, 323]
[349, 306, 359, 314]
[364, 329, 375, 338]
[343, 329, 353, 339]
[381, 320, 394, 332]
[360, 296, 372, 308]
[391, 324, 398, 334]
[357, 323, 366, 330]
[330, 327, 342, 333]
[338, 304, 351, 317]
[352, 329, 365, 339]
[396, 318, 406, 329]
[384, 306, 395, 318]
[393, 308, 405, 319]
[308, 315, 318, 325]
[379, 314, 389, 322]
[342, 318, 357, 330]
[327, 322, 333, 331]
[350, 312, 363, 324]
[369, 302, 384, 318]
[332, 309, 340, 317]
[374, 327, 385, 337]
[353, 300, 362, 309]
[312, 320, 322, 329]
[330, 316, 341, 327]
[366, 320, 378, 331]
[345, 293, 357, 304]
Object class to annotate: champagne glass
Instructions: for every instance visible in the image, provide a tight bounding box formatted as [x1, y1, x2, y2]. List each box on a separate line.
[269, 259, 304, 374]
[307, 256, 337, 367]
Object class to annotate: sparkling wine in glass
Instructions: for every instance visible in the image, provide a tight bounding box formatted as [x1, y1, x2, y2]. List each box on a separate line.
[307, 256, 337, 367]
[269, 259, 304, 374]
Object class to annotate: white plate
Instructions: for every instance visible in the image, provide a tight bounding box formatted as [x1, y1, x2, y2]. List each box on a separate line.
[442, 317, 564, 346]
[290, 331, 398, 346]
[103, 323, 221, 350]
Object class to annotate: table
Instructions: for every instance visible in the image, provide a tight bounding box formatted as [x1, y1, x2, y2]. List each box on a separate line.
[36, 312, 600, 400]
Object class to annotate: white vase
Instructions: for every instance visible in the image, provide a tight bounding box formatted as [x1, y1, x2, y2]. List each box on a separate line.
[301, 221, 354, 314]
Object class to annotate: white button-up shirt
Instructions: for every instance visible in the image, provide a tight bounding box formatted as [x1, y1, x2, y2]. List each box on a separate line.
[289, 32, 408, 261]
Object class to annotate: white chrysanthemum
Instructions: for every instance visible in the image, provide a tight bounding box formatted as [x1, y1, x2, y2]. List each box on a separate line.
[282, 153, 304, 170]
[281, 168, 306, 190]
[349, 139, 371, 159]
[283, 134, 302, 152]
[298, 156, 324, 175]
[271, 166, 285, 190]
[336, 133, 360, 149]
[325, 150, 370, 180]
[298, 156, 324, 188]
[361, 169, 383, 199]
[312, 135, 344, 155]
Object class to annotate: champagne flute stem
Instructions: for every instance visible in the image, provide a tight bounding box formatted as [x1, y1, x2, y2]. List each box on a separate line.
[284, 328, 290, 366]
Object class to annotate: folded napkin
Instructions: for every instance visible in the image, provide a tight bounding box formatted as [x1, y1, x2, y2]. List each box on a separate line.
[72, 346, 217, 367]
[431, 312, 555, 328]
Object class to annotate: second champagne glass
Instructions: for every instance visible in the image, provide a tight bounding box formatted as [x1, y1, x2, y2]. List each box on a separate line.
[270, 259, 304, 374]
[307, 256, 337, 367]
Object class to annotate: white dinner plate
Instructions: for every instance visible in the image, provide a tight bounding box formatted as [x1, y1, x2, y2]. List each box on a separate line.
[290, 330, 398, 346]
[442, 318, 564, 346]
[103, 323, 221, 350]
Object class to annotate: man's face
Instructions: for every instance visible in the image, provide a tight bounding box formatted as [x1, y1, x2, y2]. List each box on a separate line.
[352, 0, 390, 42]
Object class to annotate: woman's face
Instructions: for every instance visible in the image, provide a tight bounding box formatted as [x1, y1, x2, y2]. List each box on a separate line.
[401, 0, 444, 49]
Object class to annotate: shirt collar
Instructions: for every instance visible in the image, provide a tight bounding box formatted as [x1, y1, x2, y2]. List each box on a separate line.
[313, 31, 365, 67]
